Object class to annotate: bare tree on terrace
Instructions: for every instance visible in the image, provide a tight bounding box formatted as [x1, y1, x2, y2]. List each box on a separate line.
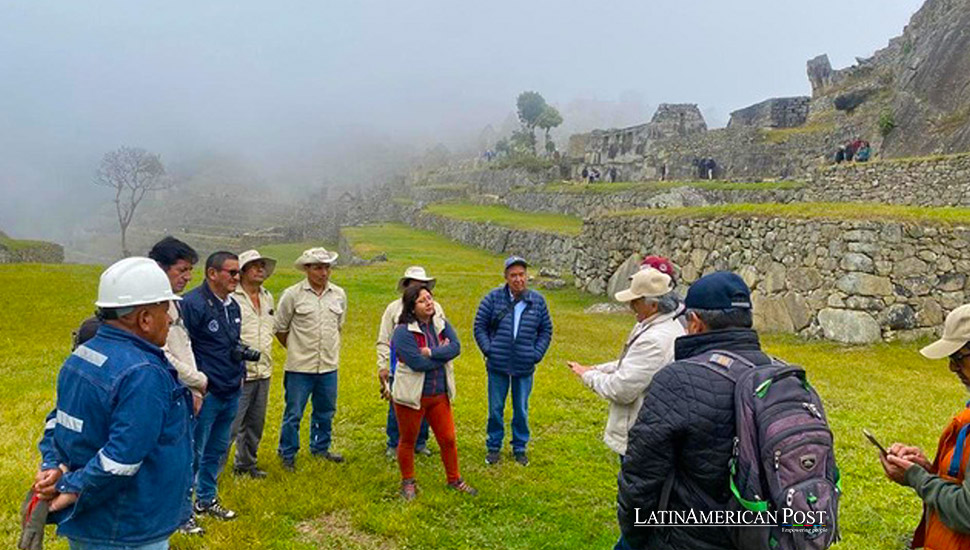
[95, 146, 169, 257]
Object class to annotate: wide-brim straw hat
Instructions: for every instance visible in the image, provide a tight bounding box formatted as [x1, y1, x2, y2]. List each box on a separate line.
[615, 267, 673, 303]
[921, 303, 970, 359]
[398, 266, 436, 292]
[294, 247, 338, 269]
[238, 249, 277, 279]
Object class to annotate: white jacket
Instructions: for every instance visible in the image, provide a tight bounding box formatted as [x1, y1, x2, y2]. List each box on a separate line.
[581, 310, 685, 455]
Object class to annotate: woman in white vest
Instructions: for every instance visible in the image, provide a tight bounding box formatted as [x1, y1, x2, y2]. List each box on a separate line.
[390, 285, 477, 500]
[566, 267, 686, 458]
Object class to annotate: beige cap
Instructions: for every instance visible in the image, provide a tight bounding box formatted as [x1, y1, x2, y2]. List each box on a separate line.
[294, 247, 338, 269]
[238, 249, 277, 279]
[614, 267, 672, 303]
[398, 266, 436, 292]
[921, 303, 970, 359]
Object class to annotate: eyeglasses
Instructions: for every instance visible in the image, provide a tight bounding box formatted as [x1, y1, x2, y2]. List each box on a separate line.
[221, 268, 240, 277]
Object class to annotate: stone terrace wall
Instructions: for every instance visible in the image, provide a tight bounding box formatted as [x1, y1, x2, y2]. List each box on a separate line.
[505, 186, 805, 217]
[806, 154, 970, 206]
[0, 241, 65, 264]
[409, 166, 557, 196]
[574, 215, 970, 343]
[400, 210, 577, 269]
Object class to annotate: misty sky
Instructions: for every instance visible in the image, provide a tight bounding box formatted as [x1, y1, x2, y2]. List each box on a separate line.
[1, 0, 924, 240]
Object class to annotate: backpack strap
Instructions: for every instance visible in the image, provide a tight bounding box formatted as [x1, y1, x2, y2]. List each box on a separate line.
[950, 423, 970, 478]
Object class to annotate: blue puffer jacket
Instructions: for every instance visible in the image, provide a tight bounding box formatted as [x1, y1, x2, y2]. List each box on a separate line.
[473, 285, 553, 376]
[38, 324, 193, 546]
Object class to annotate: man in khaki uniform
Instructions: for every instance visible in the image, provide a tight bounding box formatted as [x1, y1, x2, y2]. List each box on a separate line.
[229, 250, 277, 479]
[376, 266, 444, 458]
[275, 247, 347, 471]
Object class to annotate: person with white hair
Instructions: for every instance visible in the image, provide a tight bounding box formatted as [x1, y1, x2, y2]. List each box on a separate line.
[566, 267, 685, 458]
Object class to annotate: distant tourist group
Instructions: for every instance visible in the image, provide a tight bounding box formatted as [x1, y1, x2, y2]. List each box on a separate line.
[834, 138, 871, 163]
[17, 235, 970, 550]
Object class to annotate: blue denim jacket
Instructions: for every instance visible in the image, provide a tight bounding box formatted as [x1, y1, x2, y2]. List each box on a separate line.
[38, 324, 193, 545]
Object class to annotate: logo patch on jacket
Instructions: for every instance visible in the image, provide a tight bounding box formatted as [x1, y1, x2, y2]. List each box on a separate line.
[208, 320, 219, 332]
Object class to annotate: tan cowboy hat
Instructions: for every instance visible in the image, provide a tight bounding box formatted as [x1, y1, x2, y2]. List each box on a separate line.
[397, 266, 436, 292]
[294, 247, 338, 269]
[921, 304, 970, 359]
[238, 249, 277, 279]
[614, 267, 673, 303]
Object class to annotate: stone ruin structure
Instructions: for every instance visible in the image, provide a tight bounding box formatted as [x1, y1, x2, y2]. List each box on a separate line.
[727, 97, 810, 129]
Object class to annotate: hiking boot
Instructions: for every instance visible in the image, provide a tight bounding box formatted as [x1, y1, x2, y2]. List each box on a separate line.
[177, 515, 204, 536]
[194, 499, 237, 521]
[280, 456, 296, 472]
[485, 450, 501, 465]
[233, 467, 267, 479]
[312, 451, 345, 463]
[400, 479, 417, 501]
[447, 478, 478, 496]
[386, 447, 398, 459]
[415, 445, 433, 457]
[514, 451, 529, 466]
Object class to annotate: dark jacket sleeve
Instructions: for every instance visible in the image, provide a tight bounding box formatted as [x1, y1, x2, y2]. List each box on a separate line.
[392, 325, 447, 372]
[905, 465, 970, 533]
[617, 366, 689, 548]
[430, 321, 461, 362]
[532, 297, 553, 363]
[473, 292, 495, 357]
[180, 296, 200, 339]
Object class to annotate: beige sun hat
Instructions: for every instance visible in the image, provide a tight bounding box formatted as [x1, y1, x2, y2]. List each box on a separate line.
[398, 266, 436, 292]
[294, 247, 338, 269]
[921, 304, 970, 359]
[238, 249, 277, 279]
[614, 267, 673, 303]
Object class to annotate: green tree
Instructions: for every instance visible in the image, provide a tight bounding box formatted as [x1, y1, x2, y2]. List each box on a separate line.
[516, 91, 548, 153]
[536, 105, 563, 153]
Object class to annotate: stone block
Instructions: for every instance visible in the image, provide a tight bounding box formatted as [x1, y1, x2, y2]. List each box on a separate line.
[880, 304, 917, 330]
[840, 253, 874, 273]
[836, 273, 893, 297]
[893, 257, 929, 278]
[606, 253, 642, 298]
[818, 309, 882, 344]
[764, 262, 787, 293]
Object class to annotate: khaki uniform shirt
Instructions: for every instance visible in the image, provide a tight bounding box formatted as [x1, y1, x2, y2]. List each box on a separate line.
[233, 285, 275, 380]
[164, 301, 208, 397]
[376, 298, 445, 372]
[275, 279, 346, 373]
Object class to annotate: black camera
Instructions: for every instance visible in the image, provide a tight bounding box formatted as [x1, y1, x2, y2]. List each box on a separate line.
[232, 342, 261, 363]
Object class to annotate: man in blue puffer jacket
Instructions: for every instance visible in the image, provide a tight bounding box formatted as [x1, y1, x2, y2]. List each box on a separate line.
[34, 257, 193, 550]
[474, 256, 553, 466]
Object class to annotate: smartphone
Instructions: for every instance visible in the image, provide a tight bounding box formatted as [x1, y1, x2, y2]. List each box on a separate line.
[863, 429, 887, 456]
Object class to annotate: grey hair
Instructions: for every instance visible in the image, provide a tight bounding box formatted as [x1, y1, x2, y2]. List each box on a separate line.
[642, 291, 682, 314]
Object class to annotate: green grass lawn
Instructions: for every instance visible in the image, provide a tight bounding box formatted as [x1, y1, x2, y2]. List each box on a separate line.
[423, 203, 583, 236]
[527, 180, 805, 195]
[0, 234, 54, 251]
[0, 224, 958, 549]
[610, 201, 970, 226]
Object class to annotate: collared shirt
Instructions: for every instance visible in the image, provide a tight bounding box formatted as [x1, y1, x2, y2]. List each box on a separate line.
[232, 285, 275, 380]
[164, 301, 208, 396]
[275, 279, 346, 373]
[509, 288, 527, 339]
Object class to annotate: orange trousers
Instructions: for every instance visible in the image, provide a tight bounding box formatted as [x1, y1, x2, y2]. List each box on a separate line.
[394, 394, 460, 483]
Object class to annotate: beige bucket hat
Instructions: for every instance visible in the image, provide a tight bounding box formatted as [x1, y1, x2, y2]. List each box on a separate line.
[238, 249, 277, 279]
[921, 303, 970, 359]
[294, 247, 338, 269]
[615, 267, 673, 303]
[398, 266, 436, 292]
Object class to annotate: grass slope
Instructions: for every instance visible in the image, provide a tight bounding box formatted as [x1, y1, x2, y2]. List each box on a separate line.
[423, 203, 582, 236]
[610, 201, 970, 225]
[0, 223, 957, 549]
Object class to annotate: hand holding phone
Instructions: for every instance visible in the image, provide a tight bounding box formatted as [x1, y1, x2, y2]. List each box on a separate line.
[863, 429, 888, 457]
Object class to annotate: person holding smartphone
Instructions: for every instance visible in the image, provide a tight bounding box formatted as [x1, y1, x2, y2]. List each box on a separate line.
[880, 304, 970, 548]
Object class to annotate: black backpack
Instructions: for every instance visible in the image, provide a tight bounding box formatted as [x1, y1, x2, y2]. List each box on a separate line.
[685, 350, 841, 550]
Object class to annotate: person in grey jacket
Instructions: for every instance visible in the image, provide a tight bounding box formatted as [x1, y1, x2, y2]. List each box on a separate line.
[473, 256, 553, 466]
[566, 268, 684, 457]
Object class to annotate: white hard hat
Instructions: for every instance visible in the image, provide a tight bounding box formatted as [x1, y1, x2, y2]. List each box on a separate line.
[95, 257, 181, 309]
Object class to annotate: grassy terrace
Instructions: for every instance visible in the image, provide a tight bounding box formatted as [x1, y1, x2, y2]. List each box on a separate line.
[0, 223, 960, 549]
[608, 201, 970, 225]
[0, 234, 53, 251]
[423, 202, 583, 236]
[521, 179, 805, 194]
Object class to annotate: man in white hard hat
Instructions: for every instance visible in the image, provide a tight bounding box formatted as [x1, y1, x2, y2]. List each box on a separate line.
[376, 266, 444, 459]
[275, 247, 347, 471]
[229, 250, 277, 479]
[879, 304, 970, 548]
[33, 257, 193, 549]
[565, 267, 685, 458]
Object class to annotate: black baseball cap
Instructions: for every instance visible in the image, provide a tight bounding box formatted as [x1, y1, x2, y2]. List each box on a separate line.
[504, 256, 528, 271]
[684, 271, 752, 310]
